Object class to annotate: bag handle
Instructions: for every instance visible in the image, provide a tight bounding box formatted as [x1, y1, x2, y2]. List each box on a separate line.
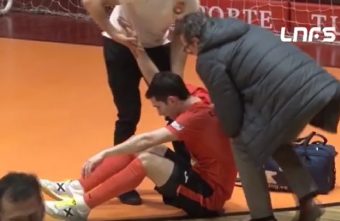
[293, 131, 328, 146]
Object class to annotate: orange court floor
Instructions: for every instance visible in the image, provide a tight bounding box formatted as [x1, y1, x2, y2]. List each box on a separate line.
[0, 37, 340, 221]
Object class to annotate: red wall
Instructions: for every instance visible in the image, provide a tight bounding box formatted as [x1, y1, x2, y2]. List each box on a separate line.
[13, 0, 340, 42]
[10, 0, 340, 67]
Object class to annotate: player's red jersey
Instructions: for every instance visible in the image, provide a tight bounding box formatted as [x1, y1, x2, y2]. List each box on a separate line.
[166, 85, 237, 211]
[185, 84, 211, 104]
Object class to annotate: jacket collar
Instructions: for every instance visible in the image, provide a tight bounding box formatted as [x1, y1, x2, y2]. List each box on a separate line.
[198, 18, 250, 53]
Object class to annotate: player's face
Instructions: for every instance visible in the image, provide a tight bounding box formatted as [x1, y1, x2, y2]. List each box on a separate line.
[181, 35, 199, 55]
[0, 196, 45, 221]
[150, 97, 179, 119]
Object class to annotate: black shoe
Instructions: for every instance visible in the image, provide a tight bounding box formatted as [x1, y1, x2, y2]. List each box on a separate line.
[297, 198, 324, 221]
[250, 216, 278, 221]
[118, 190, 142, 205]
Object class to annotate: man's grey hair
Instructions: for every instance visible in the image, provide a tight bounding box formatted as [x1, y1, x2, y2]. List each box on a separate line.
[175, 12, 208, 43]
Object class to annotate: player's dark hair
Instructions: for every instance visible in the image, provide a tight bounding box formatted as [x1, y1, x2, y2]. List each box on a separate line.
[146, 71, 190, 102]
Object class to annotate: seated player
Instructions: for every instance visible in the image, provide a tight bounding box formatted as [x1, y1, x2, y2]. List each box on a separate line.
[0, 172, 45, 221]
[42, 74, 236, 220]
[41, 33, 237, 220]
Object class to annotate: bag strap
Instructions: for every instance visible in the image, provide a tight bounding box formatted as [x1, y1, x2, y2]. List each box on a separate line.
[310, 133, 328, 145]
[294, 132, 315, 146]
[293, 131, 328, 146]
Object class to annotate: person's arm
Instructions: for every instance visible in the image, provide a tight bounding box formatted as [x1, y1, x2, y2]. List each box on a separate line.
[170, 34, 187, 77]
[82, 0, 136, 46]
[103, 127, 176, 156]
[196, 55, 243, 138]
[82, 127, 177, 177]
[131, 33, 187, 84]
[133, 49, 160, 85]
[82, 0, 118, 38]
[171, 0, 200, 76]
[118, 17, 160, 84]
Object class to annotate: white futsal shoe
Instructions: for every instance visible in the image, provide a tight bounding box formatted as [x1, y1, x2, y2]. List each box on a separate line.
[40, 179, 84, 200]
[45, 196, 90, 221]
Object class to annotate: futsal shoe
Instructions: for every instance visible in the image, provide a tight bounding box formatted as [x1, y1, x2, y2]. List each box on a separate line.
[45, 196, 90, 221]
[40, 179, 84, 200]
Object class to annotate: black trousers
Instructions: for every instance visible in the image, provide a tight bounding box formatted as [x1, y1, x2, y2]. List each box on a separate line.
[102, 37, 190, 162]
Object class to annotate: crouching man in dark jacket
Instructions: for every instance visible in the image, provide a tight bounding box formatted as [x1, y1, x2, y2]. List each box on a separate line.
[175, 12, 340, 221]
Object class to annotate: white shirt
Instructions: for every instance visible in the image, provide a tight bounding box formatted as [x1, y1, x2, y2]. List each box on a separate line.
[102, 0, 199, 48]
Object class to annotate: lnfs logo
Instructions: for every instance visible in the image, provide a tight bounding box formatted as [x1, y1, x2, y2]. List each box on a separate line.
[280, 27, 336, 43]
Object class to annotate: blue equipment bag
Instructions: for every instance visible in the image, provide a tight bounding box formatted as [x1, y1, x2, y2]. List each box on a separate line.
[264, 132, 337, 194]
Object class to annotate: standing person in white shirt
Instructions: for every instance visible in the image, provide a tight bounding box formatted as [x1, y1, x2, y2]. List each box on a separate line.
[82, 0, 200, 205]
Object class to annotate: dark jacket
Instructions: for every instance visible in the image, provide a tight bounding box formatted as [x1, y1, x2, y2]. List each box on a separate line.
[196, 18, 340, 166]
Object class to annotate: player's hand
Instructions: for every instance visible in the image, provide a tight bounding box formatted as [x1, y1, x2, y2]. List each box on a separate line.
[118, 16, 135, 36]
[128, 39, 144, 57]
[117, 16, 143, 54]
[82, 151, 106, 178]
[112, 32, 139, 49]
